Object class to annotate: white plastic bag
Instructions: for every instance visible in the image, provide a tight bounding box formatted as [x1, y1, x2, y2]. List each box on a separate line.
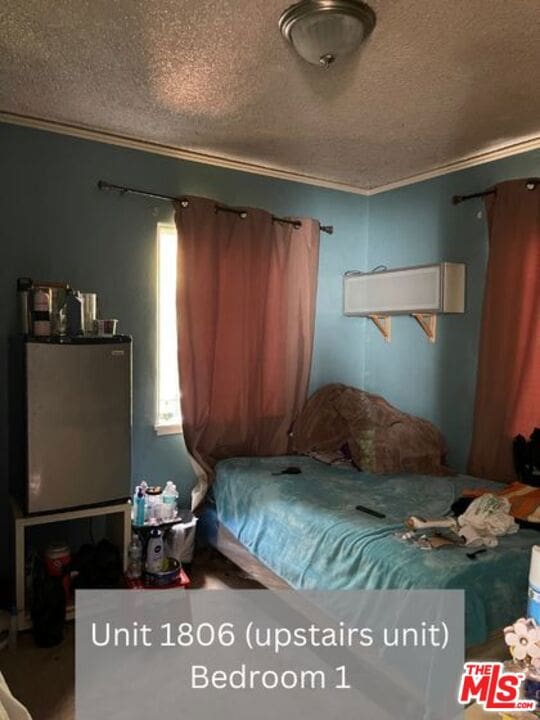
[164, 512, 198, 563]
[458, 494, 519, 547]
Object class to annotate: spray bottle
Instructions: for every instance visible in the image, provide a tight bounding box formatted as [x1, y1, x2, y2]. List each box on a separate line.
[133, 486, 146, 527]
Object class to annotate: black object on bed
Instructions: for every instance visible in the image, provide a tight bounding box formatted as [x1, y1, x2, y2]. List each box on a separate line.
[355, 504, 386, 519]
[514, 427, 540, 487]
[271, 466, 302, 475]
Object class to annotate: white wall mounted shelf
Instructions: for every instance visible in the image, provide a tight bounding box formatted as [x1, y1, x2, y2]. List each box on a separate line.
[344, 262, 465, 343]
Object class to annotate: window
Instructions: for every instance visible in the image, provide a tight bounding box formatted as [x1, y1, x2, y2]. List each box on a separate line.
[156, 223, 182, 434]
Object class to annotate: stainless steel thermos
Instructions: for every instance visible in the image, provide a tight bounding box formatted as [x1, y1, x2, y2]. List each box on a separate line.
[17, 277, 33, 334]
[31, 287, 52, 337]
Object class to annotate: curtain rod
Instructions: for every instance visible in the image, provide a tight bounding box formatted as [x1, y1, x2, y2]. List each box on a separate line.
[97, 180, 334, 235]
[452, 188, 496, 205]
[452, 178, 538, 205]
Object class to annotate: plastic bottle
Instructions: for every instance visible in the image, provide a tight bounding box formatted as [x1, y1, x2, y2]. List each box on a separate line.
[162, 481, 179, 521]
[528, 546, 540, 624]
[139, 481, 149, 523]
[133, 487, 146, 527]
[146, 528, 164, 573]
[126, 535, 143, 580]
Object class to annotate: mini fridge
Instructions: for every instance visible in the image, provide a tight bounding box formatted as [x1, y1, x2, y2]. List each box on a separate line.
[9, 336, 132, 514]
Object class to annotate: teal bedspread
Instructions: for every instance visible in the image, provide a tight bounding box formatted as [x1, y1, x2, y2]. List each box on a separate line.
[213, 456, 537, 647]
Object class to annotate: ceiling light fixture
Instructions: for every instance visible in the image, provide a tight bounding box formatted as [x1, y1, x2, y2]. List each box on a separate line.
[279, 0, 376, 69]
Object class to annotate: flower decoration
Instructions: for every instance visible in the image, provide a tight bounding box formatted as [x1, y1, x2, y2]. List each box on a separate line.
[504, 618, 540, 668]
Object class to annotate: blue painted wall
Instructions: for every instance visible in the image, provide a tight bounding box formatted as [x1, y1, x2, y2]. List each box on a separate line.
[0, 120, 537, 580]
[363, 150, 540, 470]
[0, 122, 367, 573]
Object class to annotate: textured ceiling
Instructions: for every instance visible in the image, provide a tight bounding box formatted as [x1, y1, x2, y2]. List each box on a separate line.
[1, 0, 539, 191]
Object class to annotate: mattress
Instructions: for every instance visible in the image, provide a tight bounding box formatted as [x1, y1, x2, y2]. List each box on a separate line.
[213, 455, 537, 647]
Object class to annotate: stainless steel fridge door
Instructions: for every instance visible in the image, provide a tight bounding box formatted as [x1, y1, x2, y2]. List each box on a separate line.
[26, 342, 132, 513]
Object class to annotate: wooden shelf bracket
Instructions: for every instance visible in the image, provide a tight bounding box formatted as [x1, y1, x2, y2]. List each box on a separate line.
[411, 313, 437, 343]
[368, 314, 392, 343]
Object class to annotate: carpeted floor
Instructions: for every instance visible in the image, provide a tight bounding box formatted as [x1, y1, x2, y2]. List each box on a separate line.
[0, 549, 261, 720]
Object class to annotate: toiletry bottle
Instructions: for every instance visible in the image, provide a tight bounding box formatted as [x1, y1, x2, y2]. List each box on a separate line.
[162, 481, 179, 521]
[146, 528, 164, 573]
[133, 487, 146, 527]
[146, 487, 163, 523]
[528, 546, 540, 624]
[139, 481, 149, 523]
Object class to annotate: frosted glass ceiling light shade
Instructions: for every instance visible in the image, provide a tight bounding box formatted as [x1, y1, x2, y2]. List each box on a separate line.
[279, 0, 376, 68]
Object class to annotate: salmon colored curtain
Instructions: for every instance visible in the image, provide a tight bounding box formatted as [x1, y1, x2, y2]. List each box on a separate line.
[468, 180, 540, 481]
[175, 196, 320, 507]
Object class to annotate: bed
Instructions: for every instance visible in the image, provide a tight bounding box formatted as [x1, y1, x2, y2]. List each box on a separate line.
[207, 455, 537, 648]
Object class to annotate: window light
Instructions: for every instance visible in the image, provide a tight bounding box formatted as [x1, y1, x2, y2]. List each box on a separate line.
[156, 223, 182, 434]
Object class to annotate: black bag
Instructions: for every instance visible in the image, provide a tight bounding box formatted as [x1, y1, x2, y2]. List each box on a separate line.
[71, 539, 123, 590]
[514, 428, 540, 487]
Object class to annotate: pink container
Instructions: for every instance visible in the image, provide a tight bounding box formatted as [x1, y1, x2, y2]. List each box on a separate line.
[45, 542, 71, 577]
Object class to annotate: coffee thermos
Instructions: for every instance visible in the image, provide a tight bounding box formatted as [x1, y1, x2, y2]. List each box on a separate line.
[65, 289, 84, 336]
[17, 277, 33, 335]
[18, 278, 67, 337]
[31, 287, 52, 337]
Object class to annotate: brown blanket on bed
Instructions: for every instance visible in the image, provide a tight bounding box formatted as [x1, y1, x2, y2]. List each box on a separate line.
[292, 384, 449, 475]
